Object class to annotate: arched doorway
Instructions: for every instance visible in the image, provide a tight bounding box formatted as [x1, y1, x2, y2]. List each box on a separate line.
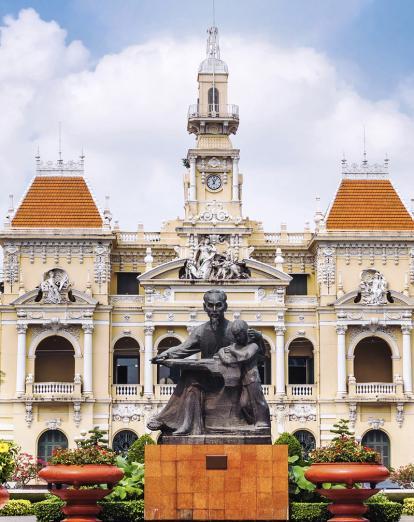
[113, 337, 140, 384]
[288, 338, 314, 384]
[35, 336, 75, 382]
[258, 340, 271, 384]
[37, 430, 68, 465]
[157, 337, 181, 384]
[362, 430, 390, 468]
[113, 430, 138, 455]
[354, 337, 392, 383]
[294, 430, 316, 460]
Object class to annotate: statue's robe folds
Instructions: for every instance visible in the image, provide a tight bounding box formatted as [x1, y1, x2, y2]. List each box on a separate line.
[147, 319, 236, 435]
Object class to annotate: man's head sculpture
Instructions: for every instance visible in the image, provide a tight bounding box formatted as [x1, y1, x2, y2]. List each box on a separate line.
[203, 289, 227, 330]
[231, 319, 249, 346]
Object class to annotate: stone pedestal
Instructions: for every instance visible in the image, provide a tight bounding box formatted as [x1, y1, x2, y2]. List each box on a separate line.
[145, 444, 289, 521]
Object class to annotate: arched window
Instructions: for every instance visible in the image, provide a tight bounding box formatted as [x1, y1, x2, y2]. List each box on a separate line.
[208, 87, 219, 113]
[113, 430, 138, 455]
[354, 337, 392, 383]
[38, 430, 68, 465]
[362, 430, 390, 468]
[288, 338, 314, 385]
[258, 340, 271, 384]
[35, 336, 75, 382]
[113, 337, 140, 385]
[294, 430, 316, 460]
[157, 337, 181, 384]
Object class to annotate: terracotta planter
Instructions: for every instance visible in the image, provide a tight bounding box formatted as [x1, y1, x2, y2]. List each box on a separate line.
[38, 465, 124, 522]
[0, 485, 9, 509]
[305, 463, 389, 522]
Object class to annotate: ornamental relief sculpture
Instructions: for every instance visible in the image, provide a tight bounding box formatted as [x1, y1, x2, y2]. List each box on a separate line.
[359, 269, 389, 306]
[179, 236, 250, 281]
[35, 269, 74, 304]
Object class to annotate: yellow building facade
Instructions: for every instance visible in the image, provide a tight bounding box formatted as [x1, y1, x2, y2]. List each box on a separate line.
[1, 26, 414, 467]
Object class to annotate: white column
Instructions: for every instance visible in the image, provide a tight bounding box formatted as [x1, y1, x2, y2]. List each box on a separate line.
[144, 326, 155, 396]
[336, 325, 348, 397]
[232, 155, 239, 201]
[402, 325, 413, 395]
[82, 324, 94, 395]
[16, 324, 27, 396]
[189, 155, 196, 201]
[275, 326, 286, 396]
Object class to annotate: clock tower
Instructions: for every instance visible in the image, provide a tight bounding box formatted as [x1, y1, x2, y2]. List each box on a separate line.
[184, 26, 242, 224]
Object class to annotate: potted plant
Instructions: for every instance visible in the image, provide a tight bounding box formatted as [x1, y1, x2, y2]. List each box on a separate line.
[38, 428, 123, 522]
[0, 440, 18, 508]
[305, 420, 389, 521]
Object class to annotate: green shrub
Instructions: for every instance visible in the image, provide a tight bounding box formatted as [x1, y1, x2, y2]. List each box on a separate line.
[366, 501, 403, 522]
[99, 500, 144, 522]
[290, 502, 330, 521]
[0, 499, 33, 516]
[32, 496, 64, 522]
[127, 434, 155, 464]
[274, 432, 303, 460]
[366, 492, 389, 504]
[105, 456, 144, 501]
[403, 498, 414, 515]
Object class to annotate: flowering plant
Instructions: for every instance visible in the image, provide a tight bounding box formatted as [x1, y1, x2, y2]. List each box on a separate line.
[11, 452, 42, 487]
[390, 464, 414, 488]
[0, 440, 19, 484]
[49, 428, 116, 466]
[310, 420, 381, 464]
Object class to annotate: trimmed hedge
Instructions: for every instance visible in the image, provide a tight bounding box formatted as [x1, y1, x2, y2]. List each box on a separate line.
[403, 498, 414, 516]
[100, 500, 144, 522]
[31, 497, 144, 522]
[290, 502, 329, 521]
[291, 501, 402, 522]
[0, 499, 33, 516]
[127, 434, 155, 464]
[274, 432, 303, 460]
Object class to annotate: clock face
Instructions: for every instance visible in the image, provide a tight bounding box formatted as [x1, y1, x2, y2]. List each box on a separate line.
[206, 174, 222, 190]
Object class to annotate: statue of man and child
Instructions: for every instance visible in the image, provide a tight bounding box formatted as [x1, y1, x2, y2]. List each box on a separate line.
[148, 289, 271, 442]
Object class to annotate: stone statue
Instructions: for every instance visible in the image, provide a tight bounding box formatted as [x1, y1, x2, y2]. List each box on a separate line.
[35, 268, 73, 304]
[360, 269, 388, 305]
[148, 290, 271, 443]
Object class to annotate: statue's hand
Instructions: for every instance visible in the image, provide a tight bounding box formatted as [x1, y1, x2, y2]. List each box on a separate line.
[151, 352, 168, 364]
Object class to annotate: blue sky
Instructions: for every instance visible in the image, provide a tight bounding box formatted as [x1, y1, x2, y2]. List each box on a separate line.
[0, 1, 414, 230]
[1, 0, 412, 99]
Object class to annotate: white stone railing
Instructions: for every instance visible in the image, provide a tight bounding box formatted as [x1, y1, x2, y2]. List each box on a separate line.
[355, 383, 396, 395]
[188, 104, 239, 119]
[154, 384, 176, 399]
[118, 232, 138, 242]
[32, 382, 75, 395]
[263, 232, 306, 244]
[144, 232, 161, 242]
[112, 384, 142, 397]
[261, 384, 273, 397]
[287, 384, 315, 397]
[110, 295, 144, 306]
[117, 232, 161, 243]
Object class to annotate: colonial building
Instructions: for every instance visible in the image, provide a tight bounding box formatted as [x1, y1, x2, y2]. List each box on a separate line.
[1, 26, 413, 467]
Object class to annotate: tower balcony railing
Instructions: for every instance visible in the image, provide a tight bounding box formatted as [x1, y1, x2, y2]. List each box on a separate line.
[188, 103, 239, 119]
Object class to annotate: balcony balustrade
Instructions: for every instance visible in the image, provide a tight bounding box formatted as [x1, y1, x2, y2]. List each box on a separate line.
[112, 384, 142, 399]
[355, 383, 396, 395]
[287, 384, 315, 398]
[28, 381, 81, 399]
[187, 104, 239, 119]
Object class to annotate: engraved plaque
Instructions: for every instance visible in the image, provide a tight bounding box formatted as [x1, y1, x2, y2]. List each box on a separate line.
[206, 455, 227, 470]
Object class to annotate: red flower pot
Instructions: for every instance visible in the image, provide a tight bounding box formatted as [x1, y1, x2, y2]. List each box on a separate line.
[38, 465, 124, 522]
[0, 485, 9, 509]
[305, 463, 389, 522]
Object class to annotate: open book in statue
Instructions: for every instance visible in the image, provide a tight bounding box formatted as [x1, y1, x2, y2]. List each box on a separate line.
[148, 290, 271, 444]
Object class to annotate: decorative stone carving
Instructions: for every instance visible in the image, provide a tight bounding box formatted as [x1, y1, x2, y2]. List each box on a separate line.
[112, 404, 142, 423]
[4, 245, 19, 284]
[25, 373, 34, 384]
[46, 418, 62, 430]
[94, 245, 109, 285]
[349, 402, 357, 429]
[317, 247, 336, 287]
[25, 402, 33, 427]
[368, 417, 384, 429]
[396, 402, 404, 428]
[36, 268, 72, 304]
[197, 201, 231, 223]
[179, 237, 250, 281]
[153, 288, 172, 303]
[289, 404, 316, 423]
[30, 324, 81, 342]
[359, 269, 388, 305]
[73, 401, 81, 427]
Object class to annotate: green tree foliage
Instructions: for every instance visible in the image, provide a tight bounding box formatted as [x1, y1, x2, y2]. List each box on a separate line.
[274, 432, 303, 460]
[127, 434, 155, 464]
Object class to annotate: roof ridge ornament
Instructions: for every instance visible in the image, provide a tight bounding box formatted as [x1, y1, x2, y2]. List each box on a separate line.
[35, 153, 85, 176]
[341, 156, 390, 180]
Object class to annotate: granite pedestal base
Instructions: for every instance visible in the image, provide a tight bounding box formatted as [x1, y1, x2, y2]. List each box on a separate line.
[159, 434, 272, 445]
[145, 444, 289, 521]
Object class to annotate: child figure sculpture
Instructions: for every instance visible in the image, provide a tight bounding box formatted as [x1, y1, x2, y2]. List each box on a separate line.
[217, 319, 270, 428]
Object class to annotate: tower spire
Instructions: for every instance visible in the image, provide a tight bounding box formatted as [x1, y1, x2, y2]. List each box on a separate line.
[206, 26, 220, 60]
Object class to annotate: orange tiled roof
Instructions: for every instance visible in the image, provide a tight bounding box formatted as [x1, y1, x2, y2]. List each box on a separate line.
[12, 176, 103, 228]
[326, 179, 414, 230]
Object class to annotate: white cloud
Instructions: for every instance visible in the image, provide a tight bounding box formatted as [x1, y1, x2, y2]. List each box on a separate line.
[1, 8, 414, 233]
